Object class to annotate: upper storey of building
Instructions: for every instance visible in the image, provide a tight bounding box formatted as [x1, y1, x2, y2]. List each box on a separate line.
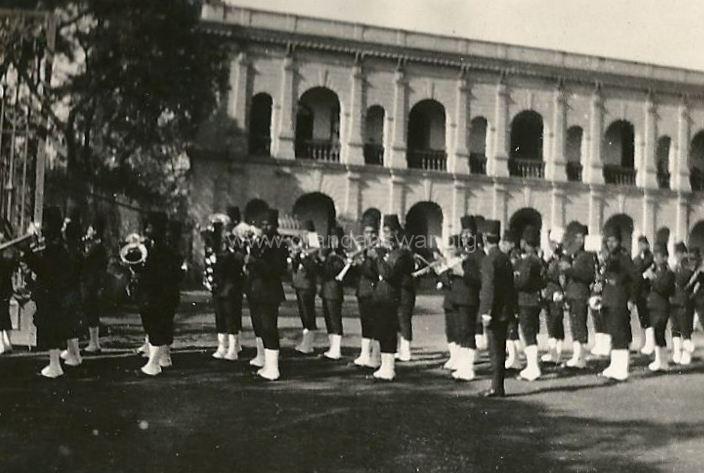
[198, 2, 704, 195]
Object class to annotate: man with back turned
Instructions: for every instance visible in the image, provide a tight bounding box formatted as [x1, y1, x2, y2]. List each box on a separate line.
[479, 220, 518, 398]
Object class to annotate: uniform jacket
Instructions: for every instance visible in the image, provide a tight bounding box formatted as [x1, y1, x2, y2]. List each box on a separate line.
[213, 244, 245, 299]
[372, 245, 414, 304]
[479, 246, 518, 322]
[544, 255, 563, 301]
[438, 270, 454, 310]
[633, 250, 654, 299]
[515, 253, 546, 307]
[25, 238, 72, 324]
[355, 251, 377, 300]
[291, 251, 318, 293]
[646, 263, 675, 312]
[135, 240, 182, 311]
[319, 248, 346, 301]
[245, 234, 288, 304]
[83, 240, 108, 296]
[564, 248, 595, 301]
[449, 248, 484, 307]
[602, 246, 636, 309]
[672, 260, 694, 308]
[0, 254, 17, 301]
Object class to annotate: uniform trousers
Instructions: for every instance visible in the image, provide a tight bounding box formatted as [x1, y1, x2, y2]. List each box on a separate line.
[373, 299, 399, 353]
[84, 289, 102, 328]
[397, 292, 415, 341]
[568, 298, 589, 343]
[487, 318, 510, 395]
[506, 318, 519, 341]
[635, 297, 650, 329]
[214, 292, 243, 334]
[545, 301, 565, 340]
[296, 291, 317, 331]
[65, 289, 84, 340]
[649, 310, 669, 347]
[249, 301, 280, 349]
[322, 298, 343, 335]
[140, 306, 175, 347]
[603, 304, 632, 350]
[519, 305, 541, 346]
[444, 307, 456, 344]
[35, 303, 67, 350]
[452, 305, 478, 349]
[358, 297, 375, 339]
[672, 304, 694, 340]
[0, 299, 11, 331]
[591, 307, 606, 334]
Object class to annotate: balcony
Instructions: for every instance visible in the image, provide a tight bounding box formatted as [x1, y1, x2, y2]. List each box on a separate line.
[469, 153, 487, 175]
[657, 172, 670, 190]
[566, 162, 582, 182]
[295, 139, 340, 162]
[248, 134, 271, 156]
[603, 165, 636, 186]
[508, 158, 545, 179]
[363, 143, 384, 166]
[407, 149, 447, 171]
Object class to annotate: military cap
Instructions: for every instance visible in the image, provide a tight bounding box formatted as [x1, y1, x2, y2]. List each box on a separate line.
[333, 225, 345, 239]
[262, 208, 279, 227]
[383, 214, 402, 232]
[604, 225, 621, 241]
[226, 206, 241, 225]
[638, 235, 649, 244]
[303, 220, 316, 232]
[460, 215, 477, 233]
[522, 225, 541, 247]
[485, 220, 501, 238]
[674, 241, 688, 254]
[653, 243, 669, 256]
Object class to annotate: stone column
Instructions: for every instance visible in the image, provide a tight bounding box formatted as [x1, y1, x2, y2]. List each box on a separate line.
[228, 50, 249, 129]
[675, 193, 689, 243]
[344, 171, 362, 222]
[550, 184, 566, 229]
[640, 93, 658, 189]
[641, 191, 657, 242]
[588, 186, 604, 234]
[585, 85, 604, 185]
[387, 173, 405, 216]
[451, 180, 468, 235]
[449, 69, 470, 174]
[674, 97, 691, 193]
[388, 62, 408, 169]
[548, 83, 567, 181]
[489, 77, 510, 177]
[275, 48, 296, 160]
[345, 55, 365, 166]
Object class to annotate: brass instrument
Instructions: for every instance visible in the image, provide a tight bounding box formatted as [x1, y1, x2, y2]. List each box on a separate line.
[588, 250, 607, 311]
[0, 221, 44, 253]
[334, 237, 373, 282]
[119, 232, 149, 297]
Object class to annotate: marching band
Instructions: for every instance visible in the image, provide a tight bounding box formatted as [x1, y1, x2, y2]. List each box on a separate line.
[3, 202, 704, 396]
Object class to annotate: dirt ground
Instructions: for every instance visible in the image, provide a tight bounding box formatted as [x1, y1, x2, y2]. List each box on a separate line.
[1, 289, 704, 473]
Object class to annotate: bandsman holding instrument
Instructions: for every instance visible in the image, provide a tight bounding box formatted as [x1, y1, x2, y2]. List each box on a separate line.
[82, 216, 108, 354]
[318, 225, 347, 360]
[633, 235, 655, 355]
[671, 242, 695, 365]
[541, 227, 566, 364]
[396, 226, 416, 363]
[292, 221, 319, 355]
[514, 225, 546, 381]
[352, 214, 381, 368]
[500, 229, 522, 370]
[643, 243, 675, 372]
[560, 222, 594, 369]
[61, 215, 86, 367]
[438, 235, 460, 371]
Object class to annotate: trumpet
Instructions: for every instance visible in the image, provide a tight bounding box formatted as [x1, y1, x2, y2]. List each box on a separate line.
[0, 222, 44, 253]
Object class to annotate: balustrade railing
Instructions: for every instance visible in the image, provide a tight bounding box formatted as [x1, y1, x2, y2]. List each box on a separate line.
[657, 172, 670, 190]
[248, 134, 271, 156]
[508, 158, 545, 179]
[363, 143, 383, 166]
[603, 165, 636, 186]
[566, 162, 582, 182]
[407, 149, 447, 171]
[295, 139, 340, 162]
[469, 153, 487, 175]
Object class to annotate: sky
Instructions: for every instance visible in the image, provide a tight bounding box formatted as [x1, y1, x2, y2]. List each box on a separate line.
[224, 0, 704, 72]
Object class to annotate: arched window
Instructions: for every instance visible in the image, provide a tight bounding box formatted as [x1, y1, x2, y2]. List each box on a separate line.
[407, 100, 446, 171]
[364, 105, 385, 165]
[405, 201, 444, 260]
[656, 136, 671, 189]
[689, 131, 704, 191]
[603, 120, 636, 186]
[566, 126, 583, 182]
[509, 110, 544, 178]
[248, 93, 272, 156]
[469, 116, 487, 175]
[295, 87, 341, 162]
[292, 192, 337, 237]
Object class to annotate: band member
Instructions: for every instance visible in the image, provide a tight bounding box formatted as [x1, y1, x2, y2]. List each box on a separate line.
[447, 215, 484, 381]
[83, 216, 108, 353]
[136, 211, 183, 376]
[210, 213, 246, 361]
[438, 235, 460, 371]
[25, 206, 71, 378]
[318, 225, 347, 360]
[590, 240, 611, 357]
[600, 227, 636, 381]
[560, 223, 594, 369]
[689, 247, 704, 333]
[292, 220, 318, 355]
[369, 214, 414, 381]
[671, 242, 695, 365]
[515, 225, 546, 381]
[643, 243, 675, 372]
[353, 214, 381, 368]
[541, 227, 566, 363]
[500, 229, 521, 370]
[0, 219, 18, 354]
[245, 208, 288, 381]
[396, 225, 416, 363]
[479, 220, 518, 398]
[633, 235, 655, 355]
[61, 216, 86, 367]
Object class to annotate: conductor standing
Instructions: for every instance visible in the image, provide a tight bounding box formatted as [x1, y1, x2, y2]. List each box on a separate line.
[479, 220, 518, 398]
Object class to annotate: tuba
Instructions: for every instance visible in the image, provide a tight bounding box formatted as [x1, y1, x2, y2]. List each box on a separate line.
[120, 232, 148, 267]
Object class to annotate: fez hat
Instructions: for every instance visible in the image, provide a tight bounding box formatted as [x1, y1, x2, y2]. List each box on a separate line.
[549, 226, 565, 243]
[674, 241, 688, 254]
[604, 225, 621, 241]
[502, 228, 515, 243]
[383, 214, 402, 232]
[638, 235, 649, 244]
[333, 225, 345, 239]
[573, 222, 589, 235]
[522, 225, 541, 247]
[226, 206, 241, 224]
[43, 206, 63, 235]
[485, 220, 501, 238]
[460, 215, 477, 233]
[303, 220, 315, 232]
[361, 213, 379, 231]
[653, 243, 669, 256]
[262, 208, 279, 227]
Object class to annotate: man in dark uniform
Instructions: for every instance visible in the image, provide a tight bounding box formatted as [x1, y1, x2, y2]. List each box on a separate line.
[369, 214, 414, 381]
[479, 220, 518, 398]
[396, 226, 416, 362]
[633, 235, 655, 355]
[136, 211, 183, 376]
[83, 216, 108, 354]
[292, 220, 318, 355]
[600, 227, 636, 381]
[245, 208, 288, 381]
[353, 214, 381, 368]
[0, 218, 18, 354]
[671, 242, 695, 365]
[500, 229, 521, 370]
[318, 225, 347, 360]
[26, 206, 71, 378]
[559, 223, 594, 369]
[643, 243, 675, 372]
[61, 215, 86, 367]
[541, 227, 566, 363]
[689, 248, 704, 336]
[438, 235, 460, 371]
[515, 225, 546, 381]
